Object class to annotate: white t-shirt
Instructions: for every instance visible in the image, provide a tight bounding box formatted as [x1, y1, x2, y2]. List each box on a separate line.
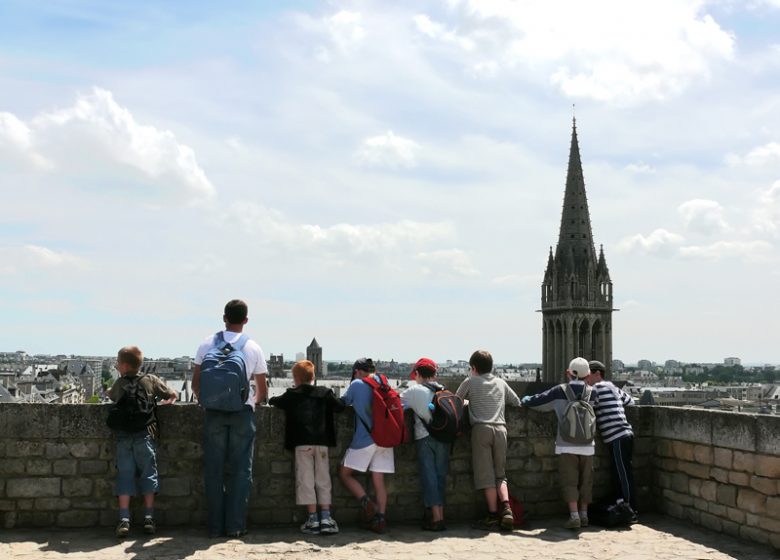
[194, 330, 268, 409]
[400, 383, 435, 441]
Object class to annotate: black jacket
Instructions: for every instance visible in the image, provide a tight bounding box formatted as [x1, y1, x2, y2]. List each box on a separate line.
[269, 384, 345, 450]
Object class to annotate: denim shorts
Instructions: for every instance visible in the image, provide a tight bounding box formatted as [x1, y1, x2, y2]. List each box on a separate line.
[115, 431, 159, 496]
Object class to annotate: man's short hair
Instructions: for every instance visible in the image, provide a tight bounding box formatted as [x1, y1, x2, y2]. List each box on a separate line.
[224, 299, 248, 324]
[469, 350, 493, 374]
[351, 357, 375, 380]
[589, 360, 606, 375]
[292, 360, 315, 384]
[117, 345, 143, 372]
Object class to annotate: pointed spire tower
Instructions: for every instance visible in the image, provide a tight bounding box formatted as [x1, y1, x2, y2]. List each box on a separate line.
[306, 337, 323, 379]
[541, 119, 614, 381]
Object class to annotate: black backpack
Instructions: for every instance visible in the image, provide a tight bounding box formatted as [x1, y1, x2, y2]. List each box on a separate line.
[106, 375, 156, 432]
[422, 382, 468, 443]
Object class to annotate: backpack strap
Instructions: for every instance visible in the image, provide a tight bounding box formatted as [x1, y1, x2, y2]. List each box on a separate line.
[212, 331, 249, 353]
[563, 383, 575, 402]
[422, 382, 443, 393]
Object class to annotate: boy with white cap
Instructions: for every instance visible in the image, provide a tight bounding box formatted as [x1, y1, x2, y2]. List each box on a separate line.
[522, 357, 597, 529]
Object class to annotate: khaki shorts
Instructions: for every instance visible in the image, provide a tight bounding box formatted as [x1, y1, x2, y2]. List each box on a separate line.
[470, 424, 508, 490]
[295, 445, 332, 506]
[558, 453, 593, 504]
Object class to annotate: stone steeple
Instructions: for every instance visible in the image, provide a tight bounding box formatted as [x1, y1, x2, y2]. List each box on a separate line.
[541, 120, 614, 381]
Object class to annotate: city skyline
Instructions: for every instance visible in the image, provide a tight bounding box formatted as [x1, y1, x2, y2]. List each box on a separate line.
[1, 2, 780, 363]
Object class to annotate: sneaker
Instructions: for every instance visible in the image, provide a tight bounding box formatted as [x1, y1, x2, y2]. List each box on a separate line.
[226, 529, 248, 539]
[500, 505, 514, 531]
[422, 519, 447, 532]
[360, 499, 377, 528]
[563, 516, 581, 530]
[369, 514, 386, 534]
[579, 515, 589, 528]
[301, 517, 320, 534]
[473, 514, 500, 531]
[115, 519, 130, 538]
[319, 517, 339, 535]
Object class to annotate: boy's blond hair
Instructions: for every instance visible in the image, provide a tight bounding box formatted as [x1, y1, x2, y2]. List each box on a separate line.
[292, 360, 315, 384]
[117, 345, 143, 372]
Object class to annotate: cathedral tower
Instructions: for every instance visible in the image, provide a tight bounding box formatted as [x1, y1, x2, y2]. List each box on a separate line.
[541, 120, 614, 381]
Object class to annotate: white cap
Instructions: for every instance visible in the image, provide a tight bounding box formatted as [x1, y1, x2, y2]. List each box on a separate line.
[568, 357, 590, 379]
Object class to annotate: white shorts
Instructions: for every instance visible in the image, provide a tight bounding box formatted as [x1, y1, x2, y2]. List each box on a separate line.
[341, 444, 395, 474]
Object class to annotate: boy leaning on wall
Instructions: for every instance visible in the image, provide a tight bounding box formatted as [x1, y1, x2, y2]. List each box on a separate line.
[107, 345, 177, 538]
[269, 360, 345, 534]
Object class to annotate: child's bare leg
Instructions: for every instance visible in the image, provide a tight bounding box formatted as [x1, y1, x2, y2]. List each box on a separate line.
[483, 487, 498, 512]
[370, 472, 387, 514]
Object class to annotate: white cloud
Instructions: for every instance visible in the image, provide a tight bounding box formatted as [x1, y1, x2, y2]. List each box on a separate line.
[0, 112, 51, 168]
[0, 245, 87, 275]
[415, 249, 480, 277]
[0, 88, 215, 202]
[679, 240, 775, 262]
[618, 229, 684, 256]
[624, 162, 656, 174]
[356, 130, 421, 169]
[417, 0, 734, 102]
[325, 10, 366, 54]
[752, 180, 780, 236]
[726, 142, 780, 167]
[678, 199, 729, 235]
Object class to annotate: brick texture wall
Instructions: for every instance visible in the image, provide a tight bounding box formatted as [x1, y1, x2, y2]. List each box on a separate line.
[0, 402, 654, 531]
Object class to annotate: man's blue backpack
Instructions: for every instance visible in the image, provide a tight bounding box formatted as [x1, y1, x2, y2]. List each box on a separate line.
[198, 332, 250, 412]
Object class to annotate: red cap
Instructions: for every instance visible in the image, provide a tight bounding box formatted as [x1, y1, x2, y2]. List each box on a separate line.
[410, 357, 438, 379]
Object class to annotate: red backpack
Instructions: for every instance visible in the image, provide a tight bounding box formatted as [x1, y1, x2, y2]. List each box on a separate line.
[361, 374, 408, 447]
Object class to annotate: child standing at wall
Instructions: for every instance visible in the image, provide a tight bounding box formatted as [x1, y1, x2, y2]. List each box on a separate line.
[522, 357, 597, 529]
[107, 345, 177, 538]
[456, 350, 522, 531]
[269, 360, 345, 534]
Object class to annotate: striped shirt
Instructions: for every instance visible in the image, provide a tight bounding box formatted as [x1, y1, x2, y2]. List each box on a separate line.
[592, 380, 634, 443]
[456, 374, 521, 425]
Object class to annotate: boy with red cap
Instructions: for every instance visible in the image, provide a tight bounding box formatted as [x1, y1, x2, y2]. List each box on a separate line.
[400, 358, 450, 531]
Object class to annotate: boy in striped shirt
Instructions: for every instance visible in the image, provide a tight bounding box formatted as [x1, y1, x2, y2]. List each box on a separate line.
[587, 360, 638, 520]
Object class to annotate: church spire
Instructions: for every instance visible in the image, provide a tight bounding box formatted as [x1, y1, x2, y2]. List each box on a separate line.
[555, 118, 596, 270]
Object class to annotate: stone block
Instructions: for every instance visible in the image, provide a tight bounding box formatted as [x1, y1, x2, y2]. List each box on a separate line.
[63, 479, 93, 497]
[728, 472, 749, 487]
[726, 506, 745, 523]
[655, 440, 673, 458]
[700, 480, 717, 502]
[161, 478, 190, 497]
[693, 497, 709, 511]
[749, 475, 777, 496]
[45, 443, 71, 459]
[721, 519, 740, 538]
[4, 511, 17, 529]
[6, 441, 45, 457]
[69, 442, 100, 459]
[507, 439, 532, 458]
[767, 496, 780, 518]
[713, 447, 732, 469]
[699, 512, 722, 532]
[59, 405, 107, 439]
[654, 408, 711, 445]
[712, 412, 756, 452]
[270, 461, 292, 475]
[739, 525, 768, 545]
[692, 445, 713, 465]
[758, 515, 780, 534]
[661, 458, 678, 471]
[677, 461, 709, 479]
[70, 499, 108, 510]
[737, 488, 766, 514]
[754, 454, 780, 478]
[6, 478, 60, 498]
[708, 503, 726, 517]
[0, 500, 15, 511]
[34, 498, 71, 511]
[17, 499, 33, 510]
[756, 415, 780, 456]
[732, 451, 755, 473]
[526, 411, 556, 438]
[717, 484, 737, 507]
[671, 473, 688, 494]
[688, 478, 701, 497]
[0, 459, 26, 475]
[664, 489, 693, 507]
[0, 404, 59, 439]
[672, 441, 695, 461]
[57, 510, 99, 528]
[79, 460, 108, 475]
[656, 472, 671, 490]
[710, 467, 729, 483]
[17, 512, 55, 527]
[53, 460, 78, 476]
[26, 458, 52, 475]
[532, 441, 555, 457]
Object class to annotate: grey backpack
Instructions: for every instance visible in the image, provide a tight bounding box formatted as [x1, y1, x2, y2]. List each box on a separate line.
[559, 384, 596, 444]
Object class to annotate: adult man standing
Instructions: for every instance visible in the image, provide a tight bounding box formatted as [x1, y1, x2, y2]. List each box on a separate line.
[587, 360, 637, 519]
[192, 299, 268, 538]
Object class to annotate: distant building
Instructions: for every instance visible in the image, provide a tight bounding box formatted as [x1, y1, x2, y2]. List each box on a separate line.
[295, 352, 305, 361]
[540, 120, 614, 382]
[724, 357, 741, 367]
[307, 338, 323, 379]
[638, 359, 655, 371]
[612, 359, 625, 372]
[268, 354, 285, 378]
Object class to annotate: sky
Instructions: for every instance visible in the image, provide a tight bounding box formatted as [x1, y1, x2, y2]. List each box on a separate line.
[1, 0, 779, 365]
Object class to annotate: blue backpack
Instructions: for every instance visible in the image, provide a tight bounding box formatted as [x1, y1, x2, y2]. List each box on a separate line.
[198, 332, 250, 412]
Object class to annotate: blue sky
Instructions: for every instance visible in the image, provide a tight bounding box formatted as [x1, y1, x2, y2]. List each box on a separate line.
[1, 0, 779, 365]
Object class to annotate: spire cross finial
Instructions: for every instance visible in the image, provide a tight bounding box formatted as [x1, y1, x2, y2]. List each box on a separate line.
[572, 104, 576, 127]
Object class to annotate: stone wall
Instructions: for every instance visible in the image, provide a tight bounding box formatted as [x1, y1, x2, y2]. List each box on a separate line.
[0, 403, 653, 530]
[652, 407, 780, 549]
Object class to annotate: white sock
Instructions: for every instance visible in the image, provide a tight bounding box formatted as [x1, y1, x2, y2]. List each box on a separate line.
[570, 512, 580, 520]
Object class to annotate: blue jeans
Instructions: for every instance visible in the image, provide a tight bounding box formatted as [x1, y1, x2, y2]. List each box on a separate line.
[415, 436, 450, 508]
[203, 406, 256, 536]
[115, 431, 159, 496]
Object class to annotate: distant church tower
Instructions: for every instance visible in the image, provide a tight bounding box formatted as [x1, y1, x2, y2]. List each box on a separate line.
[306, 338, 323, 379]
[541, 119, 614, 381]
